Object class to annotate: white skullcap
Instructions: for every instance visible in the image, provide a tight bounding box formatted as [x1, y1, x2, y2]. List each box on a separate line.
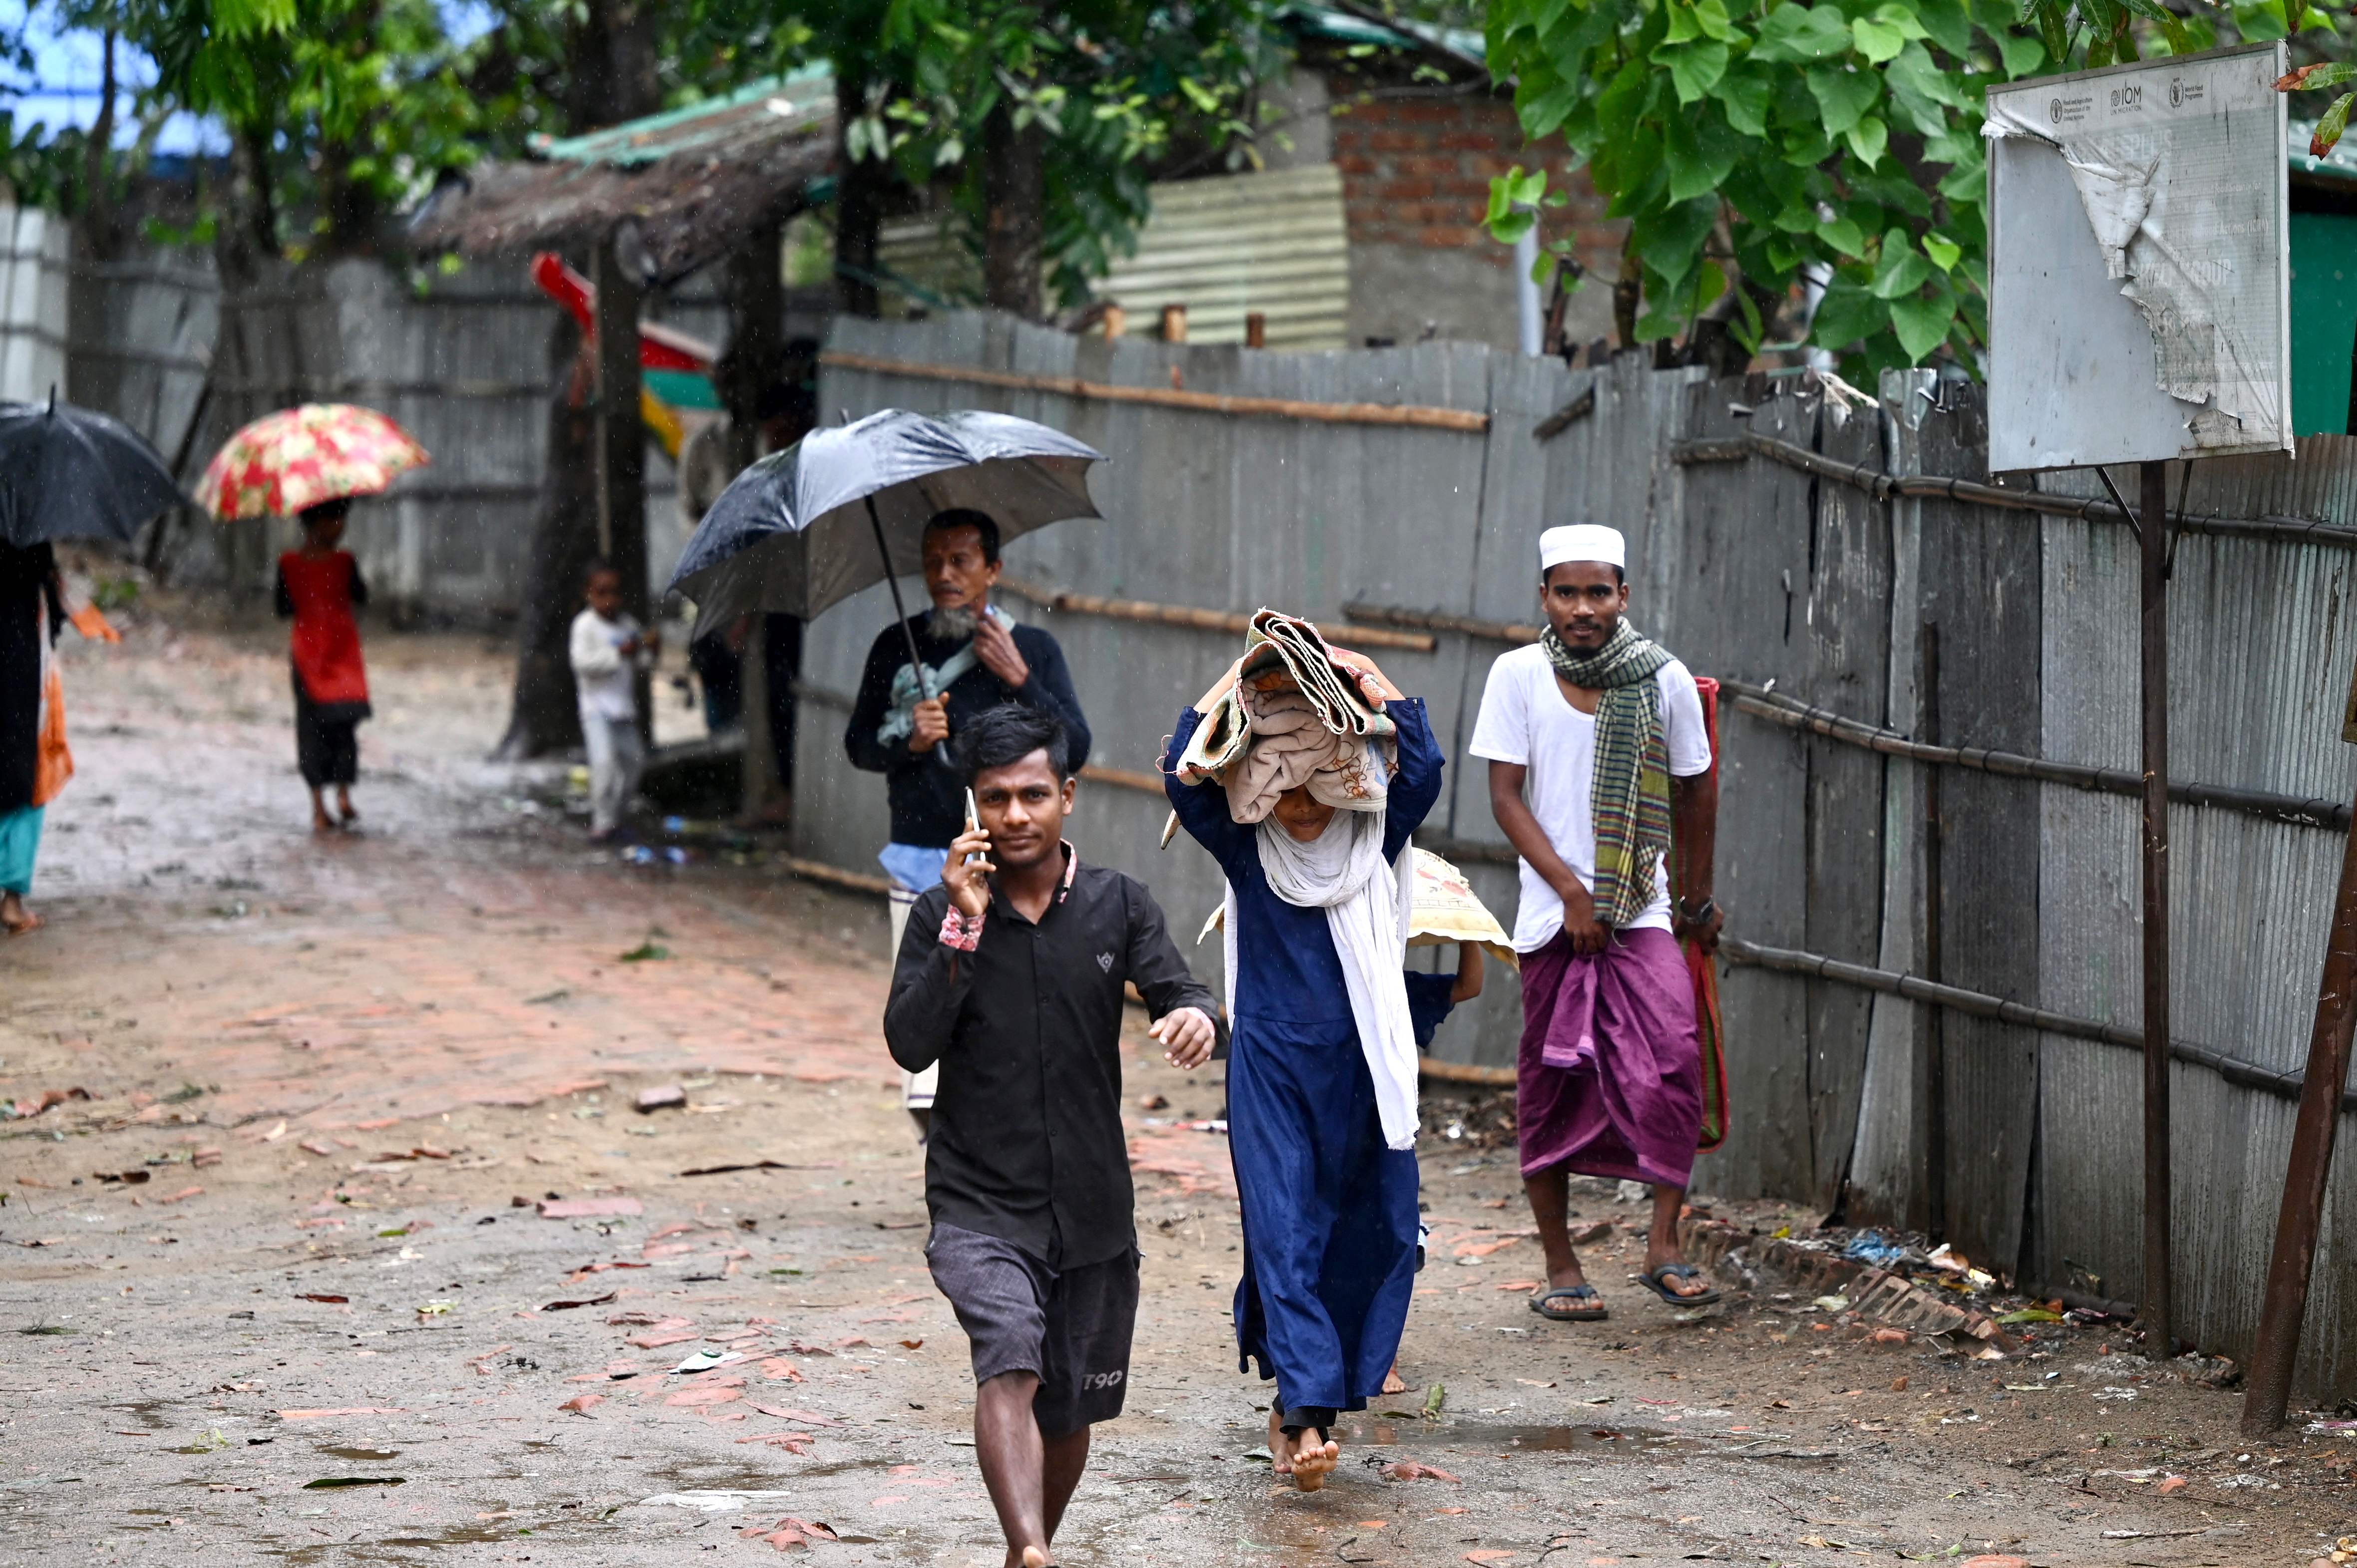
[1540, 524, 1625, 571]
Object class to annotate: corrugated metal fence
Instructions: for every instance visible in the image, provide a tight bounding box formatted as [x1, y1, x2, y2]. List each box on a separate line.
[0, 205, 70, 404]
[800, 310, 2357, 1400]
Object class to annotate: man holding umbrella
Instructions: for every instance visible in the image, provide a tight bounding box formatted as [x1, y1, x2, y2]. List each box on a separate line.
[846, 508, 1091, 1132]
[664, 407, 1108, 1138]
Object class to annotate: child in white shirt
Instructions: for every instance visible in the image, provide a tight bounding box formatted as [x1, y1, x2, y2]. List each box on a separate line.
[568, 561, 659, 842]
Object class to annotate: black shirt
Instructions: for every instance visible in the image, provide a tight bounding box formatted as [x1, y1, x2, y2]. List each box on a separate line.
[883, 849, 1218, 1268]
[843, 613, 1092, 848]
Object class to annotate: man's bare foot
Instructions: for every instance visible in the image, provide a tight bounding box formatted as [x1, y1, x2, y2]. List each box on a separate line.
[337, 792, 358, 825]
[1288, 1427, 1340, 1491]
[1381, 1361, 1407, 1396]
[311, 809, 337, 835]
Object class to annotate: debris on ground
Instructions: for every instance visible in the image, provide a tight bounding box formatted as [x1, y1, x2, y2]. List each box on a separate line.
[635, 1084, 687, 1113]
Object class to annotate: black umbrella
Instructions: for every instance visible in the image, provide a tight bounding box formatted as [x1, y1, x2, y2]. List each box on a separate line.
[667, 404, 1104, 645]
[0, 393, 187, 548]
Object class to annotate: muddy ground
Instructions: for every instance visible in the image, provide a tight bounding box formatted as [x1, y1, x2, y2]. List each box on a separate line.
[3, 597, 2354, 1567]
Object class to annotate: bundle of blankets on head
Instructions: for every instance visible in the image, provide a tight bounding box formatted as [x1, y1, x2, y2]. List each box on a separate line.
[1170, 609, 1396, 822]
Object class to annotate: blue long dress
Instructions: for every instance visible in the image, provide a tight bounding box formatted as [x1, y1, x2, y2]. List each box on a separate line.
[1163, 698, 1443, 1427]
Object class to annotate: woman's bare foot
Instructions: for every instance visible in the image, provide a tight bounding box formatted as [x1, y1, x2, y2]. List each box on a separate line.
[1288, 1426, 1340, 1491]
[1266, 1408, 1292, 1475]
[1, 892, 39, 935]
[1381, 1361, 1408, 1396]
[337, 790, 358, 826]
[1017, 1548, 1050, 1568]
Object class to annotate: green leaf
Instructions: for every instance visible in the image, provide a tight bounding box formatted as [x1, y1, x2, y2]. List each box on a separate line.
[1665, 108, 1742, 201]
[1693, 259, 1729, 311]
[1844, 114, 1888, 167]
[1816, 213, 1869, 257]
[1695, 0, 1738, 39]
[2317, 90, 2355, 157]
[1811, 277, 1887, 350]
[1870, 229, 1936, 298]
[1666, 1, 1703, 43]
[1662, 38, 1732, 103]
[1751, 2, 1856, 61]
[1716, 63, 1774, 136]
[1913, 0, 1974, 56]
[1889, 288, 1960, 361]
[1806, 66, 1881, 134]
[1851, 15, 1907, 60]
[1635, 194, 1722, 288]
[1923, 231, 1963, 271]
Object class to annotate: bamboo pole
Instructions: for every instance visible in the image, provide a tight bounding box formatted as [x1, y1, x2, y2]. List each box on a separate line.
[819, 350, 1491, 434]
[997, 575, 1437, 652]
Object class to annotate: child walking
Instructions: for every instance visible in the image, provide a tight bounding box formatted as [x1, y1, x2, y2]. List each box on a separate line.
[275, 499, 371, 834]
[1163, 631, 1441, 1490]
[569, 561, 658, 843]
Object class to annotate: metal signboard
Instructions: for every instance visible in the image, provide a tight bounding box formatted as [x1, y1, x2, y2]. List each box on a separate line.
[1986, 42, 2291, 471]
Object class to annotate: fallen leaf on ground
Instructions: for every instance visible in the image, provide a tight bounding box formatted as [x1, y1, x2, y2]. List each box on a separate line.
[1381, 1461, 1461, 1483]
[539, 1196, 643, 1219]
[737, 1432, 815, 1453]
[1495, 1279, 1542, 1291]
[559, 1394, 604, 1415]
[748, 1404, 843, 1427]
[539, 1293, 617, 1311]
[294, 1293, 348, 1304]
[758, 1359, 804, 1382]
[298, 1140, 333, 1157]
[156, 1186, 203, 1205]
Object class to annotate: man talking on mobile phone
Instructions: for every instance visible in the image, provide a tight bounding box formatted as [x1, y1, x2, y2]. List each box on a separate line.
[884, 702, 1218, 1568]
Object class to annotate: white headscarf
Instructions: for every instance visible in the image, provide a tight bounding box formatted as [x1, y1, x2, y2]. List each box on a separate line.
[1222, 809, 1420, 1151]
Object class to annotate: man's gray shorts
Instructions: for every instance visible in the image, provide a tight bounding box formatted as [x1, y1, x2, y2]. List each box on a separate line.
[925, 1224, 1139, 1438]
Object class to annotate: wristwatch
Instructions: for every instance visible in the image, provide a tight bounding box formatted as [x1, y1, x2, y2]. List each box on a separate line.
[1676, 896, 1718, 925]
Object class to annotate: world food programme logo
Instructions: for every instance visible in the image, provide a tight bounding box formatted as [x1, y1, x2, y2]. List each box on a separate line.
[2170, 78, 2183, 107]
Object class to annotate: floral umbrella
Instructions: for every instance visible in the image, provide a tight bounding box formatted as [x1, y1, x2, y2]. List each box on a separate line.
[195, 404, 430, 520]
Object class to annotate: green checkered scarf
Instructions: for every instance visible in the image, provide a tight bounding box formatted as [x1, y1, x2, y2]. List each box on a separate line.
[1541, 618, 1674, 929]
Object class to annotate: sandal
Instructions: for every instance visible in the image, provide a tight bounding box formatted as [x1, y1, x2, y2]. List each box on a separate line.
[1639, 1262, 1721, 1307]
[1529, 1284, 1609, 1322]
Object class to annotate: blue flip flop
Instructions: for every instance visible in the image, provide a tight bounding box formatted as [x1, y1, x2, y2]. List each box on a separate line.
[1529, 1284, 1609, 1322]
[1639, 1262, 1722, 1307]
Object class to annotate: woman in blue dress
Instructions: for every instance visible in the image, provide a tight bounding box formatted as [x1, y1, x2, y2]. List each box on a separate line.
[1163, 651, 1442, 1489]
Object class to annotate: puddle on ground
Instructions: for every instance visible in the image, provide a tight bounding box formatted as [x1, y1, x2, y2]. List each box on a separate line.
[316, 1447, 400, 1461]
[1331, 1420, 1686, 1453]
[107, 1400, 176, 1431]
[645, 1459, 875, 1489]
[258, 1521, 551, 1562]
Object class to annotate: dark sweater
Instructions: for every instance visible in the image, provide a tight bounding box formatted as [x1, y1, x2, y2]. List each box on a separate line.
[843, 614, 1092, 848]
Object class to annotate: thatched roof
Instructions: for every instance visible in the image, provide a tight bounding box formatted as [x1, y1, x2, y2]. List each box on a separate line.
[407, 70, 836, 282]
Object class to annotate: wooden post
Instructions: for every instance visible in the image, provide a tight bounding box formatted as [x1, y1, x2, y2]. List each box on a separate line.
[1160, 304, 1188, 342]
[2138, 456, 2174, 1362]
[593, 229, 650, 740]
[1245, 311, 1267, 349]
[1921, 620, 1948, 1242]
[2240, 661, 2357, 1432]
[1102, 304, 1125, 339]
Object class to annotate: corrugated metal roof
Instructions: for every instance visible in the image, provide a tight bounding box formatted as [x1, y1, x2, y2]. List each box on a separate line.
[1097, 164, 1351, 350]
[531, 67, 835, 169]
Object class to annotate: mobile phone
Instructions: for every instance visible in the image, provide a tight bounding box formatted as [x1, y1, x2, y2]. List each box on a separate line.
[963, 788, 982, 865]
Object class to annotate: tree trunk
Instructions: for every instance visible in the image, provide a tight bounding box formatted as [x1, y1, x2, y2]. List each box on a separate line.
[1611, 228, 1642, 353]
[982, 97, 1045, 317]
[494, 313, 601, 760]
[223, 119, 281, 276]
[716, 218, 786, 468]
[496, 0, 665, 758]
[835, 67, 883, 318]
[79, 30, 118, 257]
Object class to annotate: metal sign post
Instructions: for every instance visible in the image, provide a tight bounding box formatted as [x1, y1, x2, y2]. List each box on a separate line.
[1987, 42, 2293, 1361]
[2240, 662, 2357, 1432]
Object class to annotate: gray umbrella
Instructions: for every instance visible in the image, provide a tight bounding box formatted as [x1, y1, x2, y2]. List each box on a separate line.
[665, 407, 1104, 638]
[0, 393, 186, 548]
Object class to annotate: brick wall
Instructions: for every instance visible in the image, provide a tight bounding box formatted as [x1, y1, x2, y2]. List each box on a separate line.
[1327, 89, 1624, 285]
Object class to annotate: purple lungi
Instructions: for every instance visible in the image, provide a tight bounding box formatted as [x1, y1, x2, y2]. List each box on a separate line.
[1516, 927, 1702, 1189]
